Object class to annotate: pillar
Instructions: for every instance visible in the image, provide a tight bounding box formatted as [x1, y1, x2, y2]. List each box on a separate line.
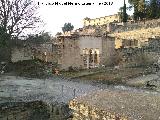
[87, 54, 89, 69]
[92, 50, 95, 68]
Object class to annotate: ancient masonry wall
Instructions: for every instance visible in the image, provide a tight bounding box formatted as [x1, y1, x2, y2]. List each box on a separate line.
[69, 100, 127, 120]
[111, 19, 160, 33]
[33, 43, 58, 63]
[101, 36, 115, 66]
[11, 47, 33, 63]
[108, 19, 160, 49]
[59, 37, 84, 70]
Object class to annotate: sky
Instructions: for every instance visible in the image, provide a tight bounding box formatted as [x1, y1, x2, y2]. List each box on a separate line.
[36, 0, 133, 36]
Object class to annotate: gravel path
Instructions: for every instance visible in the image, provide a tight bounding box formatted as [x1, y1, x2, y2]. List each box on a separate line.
[0, 75, 100, 104]
[0, 74, 160, 105]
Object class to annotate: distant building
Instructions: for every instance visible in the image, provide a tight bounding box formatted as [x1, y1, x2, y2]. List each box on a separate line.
[83, 13, 121, 27]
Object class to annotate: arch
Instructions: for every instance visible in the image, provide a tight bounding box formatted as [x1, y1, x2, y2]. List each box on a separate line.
[83, 48, 89, 54]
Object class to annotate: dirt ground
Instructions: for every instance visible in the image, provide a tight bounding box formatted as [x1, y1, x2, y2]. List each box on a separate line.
[2, 59, 56, 78]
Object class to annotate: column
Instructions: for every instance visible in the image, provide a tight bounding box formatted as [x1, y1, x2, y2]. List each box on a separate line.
[87, 54, 89, 69]
[92, 50, 95, 68]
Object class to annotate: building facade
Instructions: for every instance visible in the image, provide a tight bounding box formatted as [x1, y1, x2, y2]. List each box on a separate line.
[55, 33, 115, 70]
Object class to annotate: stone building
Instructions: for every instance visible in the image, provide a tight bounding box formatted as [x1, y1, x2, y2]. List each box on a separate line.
[55, 33, 115, 70]
[83, 13, 121, 27]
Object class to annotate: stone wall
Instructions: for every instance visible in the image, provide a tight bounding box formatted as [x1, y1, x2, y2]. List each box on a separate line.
[83, 14, 120, 27]
[114, 47, 160, 68]
[69, 100, 127, 120]
[111, 19, 160, 33]
[58, 36, 84, 70]
[0, 101, 72, 120]
[105, 19, 160, 49]
[33, 43, 58, 63]
[101, 36, 115, 66]
[11, 47, 32, 63]
[111, 27, 160, 49]
[78, 36, 103, 54]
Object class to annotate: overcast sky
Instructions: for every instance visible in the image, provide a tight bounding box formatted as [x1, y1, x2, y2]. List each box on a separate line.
[36, 0, 133, 36]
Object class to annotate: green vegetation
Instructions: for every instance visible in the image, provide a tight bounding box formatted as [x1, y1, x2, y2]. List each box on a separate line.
[128, 0, 145, 20]
[146, 0, 160, 19]
[0, 0, 41, 39]
[119, 0, 160, 21]
[122, 0, 128, 22]
[62, 23, 74, 33]
[0, 26, 10, 47]
[26, 32, 51, 44]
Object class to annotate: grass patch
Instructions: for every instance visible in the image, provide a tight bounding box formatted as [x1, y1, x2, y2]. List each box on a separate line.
[61, 67, 148, 85]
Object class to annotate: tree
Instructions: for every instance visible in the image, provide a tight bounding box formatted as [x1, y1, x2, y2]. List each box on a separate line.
[128, 0, 160, 20]
[0, 26, 10, 47]
[149, 0, 160, 18]
[0, 0, 42, 62]
[128, 0, 145, 21]
[62, 23, 74, 33]
[0, 0, 41, 45]
[26, 32, 51, 44]
[119, 5, 131, 22]
[122, 0, 128, 22]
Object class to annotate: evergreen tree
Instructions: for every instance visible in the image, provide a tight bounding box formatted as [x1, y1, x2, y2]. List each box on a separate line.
[149, 0, 160, 18]
[128, 0, 145, 20]
[128, 0, 160, 20]
[0, 26, 10, 47]
[62, 23, 74, 33]
[122, 0, 128, 22]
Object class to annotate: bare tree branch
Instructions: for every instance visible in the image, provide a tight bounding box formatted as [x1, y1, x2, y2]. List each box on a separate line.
[0, 0, 42, 38]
